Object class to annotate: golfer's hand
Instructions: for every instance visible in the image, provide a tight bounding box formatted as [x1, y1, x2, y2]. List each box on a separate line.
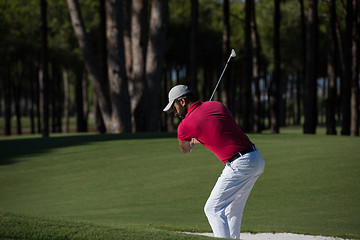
[192, 138, 201, 144]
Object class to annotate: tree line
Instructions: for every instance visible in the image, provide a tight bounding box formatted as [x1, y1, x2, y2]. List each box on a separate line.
[0, 0, 359, 136]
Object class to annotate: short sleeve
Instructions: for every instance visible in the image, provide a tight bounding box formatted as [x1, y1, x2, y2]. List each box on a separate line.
[177, 122, 192, 142]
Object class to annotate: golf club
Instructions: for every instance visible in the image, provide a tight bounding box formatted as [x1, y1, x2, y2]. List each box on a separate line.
[209, 49, 236, 101]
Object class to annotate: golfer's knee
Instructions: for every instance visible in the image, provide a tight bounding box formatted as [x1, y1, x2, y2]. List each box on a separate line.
[204, 201, 217, 218]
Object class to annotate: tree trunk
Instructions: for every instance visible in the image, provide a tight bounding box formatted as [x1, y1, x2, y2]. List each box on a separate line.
[297, 0, 305, 125]
[279, 77, 286, 127]
[251, 0, 261, 133]
[40, 0, 49, 137]
[82, 71, 88, 131]
[350, 0, 359, 136]
[335, 19, 345, 125]
[129, 0, 148, 132]
[56, 65, 62, 132]
[123, 0, 132, 78]
[289, 76, 295, 125]
[145, 0, 169, 131]
[95, 95, 106, 134]
[75, 68, 86, 132]
[13, 66, 22, 135]
[4, 76, 11, 136]
[63, 69, 70, 133]
[341, 0, 352, 135]
[50, 64, 55, 133]
[30, 73, 35, 134]
[242, 0, 253, 133]
[160, 65, 168, 132]
[36, 74, 41, 134]
[221, 0, 230, 107]
[326, 0, 337, 135]
[303, 0, 318, 134]
[165, 65, 175, 132]
[51, 62, 62, 133]
[271, 0, 281, 133]
[296, 71, 302, 125]
[105, 0, 132, 133]
[203, 56, 214, 100]
[14, 92, 22, 135]
[99, 0, 108, 133]
[189, 0, 198, 98]
[335, 19, 346, 85]
[67, 0, 113, 131]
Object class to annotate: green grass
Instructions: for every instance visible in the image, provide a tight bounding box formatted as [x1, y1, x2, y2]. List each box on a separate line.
[0, 128, 359, 239]
[0, 211, 211, 240]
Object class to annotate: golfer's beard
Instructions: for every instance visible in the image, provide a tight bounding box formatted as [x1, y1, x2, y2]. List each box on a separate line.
[178, 106, 187, 119]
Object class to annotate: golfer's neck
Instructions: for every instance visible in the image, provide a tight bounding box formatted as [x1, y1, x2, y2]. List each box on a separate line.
[185, 101, 196, 111]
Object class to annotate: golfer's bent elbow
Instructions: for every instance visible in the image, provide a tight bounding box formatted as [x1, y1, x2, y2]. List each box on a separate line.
[178, 139, 192, 154]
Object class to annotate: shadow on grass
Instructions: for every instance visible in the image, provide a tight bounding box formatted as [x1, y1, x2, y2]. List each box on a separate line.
[0, 132, 177, 165]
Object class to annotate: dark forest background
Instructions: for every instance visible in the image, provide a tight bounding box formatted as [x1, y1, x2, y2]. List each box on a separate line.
[0, 0, 359, 137]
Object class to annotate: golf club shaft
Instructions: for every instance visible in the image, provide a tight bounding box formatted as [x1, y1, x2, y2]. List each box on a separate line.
[209, 54, 233, 101]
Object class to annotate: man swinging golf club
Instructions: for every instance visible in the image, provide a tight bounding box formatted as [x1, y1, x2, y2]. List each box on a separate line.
[163, 83, 265, 239]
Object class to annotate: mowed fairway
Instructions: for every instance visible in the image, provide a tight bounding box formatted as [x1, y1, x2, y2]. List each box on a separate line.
[0, 129, 359, 239]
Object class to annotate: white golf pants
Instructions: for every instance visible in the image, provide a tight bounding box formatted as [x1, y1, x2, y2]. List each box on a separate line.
[204, 149, 265, 239]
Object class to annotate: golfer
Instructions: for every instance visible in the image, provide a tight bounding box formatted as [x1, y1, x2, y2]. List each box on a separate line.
[163, 85, 265, 239]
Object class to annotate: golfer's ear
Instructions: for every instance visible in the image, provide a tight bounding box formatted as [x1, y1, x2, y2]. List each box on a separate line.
[179, 97, 186, 106]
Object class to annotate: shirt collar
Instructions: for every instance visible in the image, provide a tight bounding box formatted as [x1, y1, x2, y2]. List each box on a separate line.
[185, 101, 202, 118]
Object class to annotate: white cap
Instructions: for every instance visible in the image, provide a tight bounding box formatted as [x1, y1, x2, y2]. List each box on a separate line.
[163, 85, 191, 112]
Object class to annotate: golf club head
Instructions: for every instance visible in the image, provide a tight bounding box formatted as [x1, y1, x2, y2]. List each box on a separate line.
[231, 49, 236, 58]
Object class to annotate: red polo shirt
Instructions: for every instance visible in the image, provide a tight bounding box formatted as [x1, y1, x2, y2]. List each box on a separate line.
[177, 101, 253, 163]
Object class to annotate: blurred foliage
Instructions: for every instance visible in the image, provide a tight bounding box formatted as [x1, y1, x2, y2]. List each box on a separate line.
[0, 0, 349, 129]
[0, 0, 347, 83]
